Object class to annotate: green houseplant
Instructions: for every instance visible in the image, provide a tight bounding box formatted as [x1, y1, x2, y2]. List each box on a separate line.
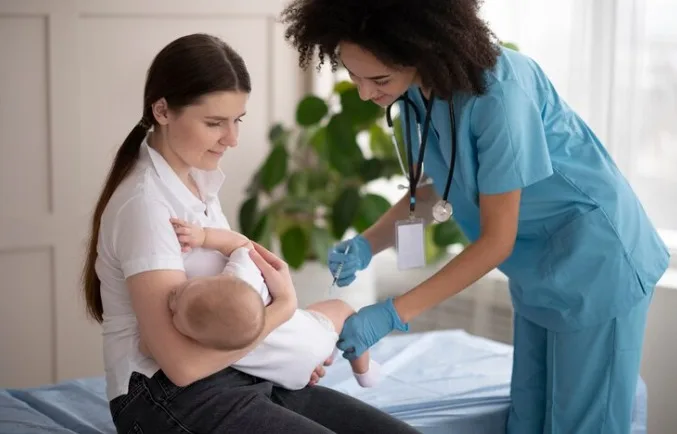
[238, 81, 467, 270]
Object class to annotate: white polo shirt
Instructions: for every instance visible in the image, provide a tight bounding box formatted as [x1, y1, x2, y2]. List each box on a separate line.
[96, 138, 230, 400]
[97, 139, 337, 400]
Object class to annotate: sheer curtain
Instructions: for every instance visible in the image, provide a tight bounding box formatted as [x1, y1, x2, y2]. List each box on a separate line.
[312, 0, 677, 251]
[481, 0, 677, 248]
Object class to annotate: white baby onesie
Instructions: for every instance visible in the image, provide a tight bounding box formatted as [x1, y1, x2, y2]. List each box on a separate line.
[221, 247, 338, 390]
[222, 247, 272, 304]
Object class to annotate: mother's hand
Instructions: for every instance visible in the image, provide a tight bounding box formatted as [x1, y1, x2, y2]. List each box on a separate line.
[337, 298, 409, 360]
[248, 242, 297, 313]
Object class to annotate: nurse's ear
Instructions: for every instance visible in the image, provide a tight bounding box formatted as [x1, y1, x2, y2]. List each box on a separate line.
[151, 98, 170, 126]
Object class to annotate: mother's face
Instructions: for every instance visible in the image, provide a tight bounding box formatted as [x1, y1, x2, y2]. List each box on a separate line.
[338, 41, 417, 108]
[154, 90, 249, 172]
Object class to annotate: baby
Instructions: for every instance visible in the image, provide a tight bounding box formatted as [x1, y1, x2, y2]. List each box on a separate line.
[141, 218, 380, 388]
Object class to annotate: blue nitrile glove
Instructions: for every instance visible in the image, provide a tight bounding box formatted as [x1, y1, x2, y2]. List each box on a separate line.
[336, 298, 409, 361]
[327, 235, 373, 287]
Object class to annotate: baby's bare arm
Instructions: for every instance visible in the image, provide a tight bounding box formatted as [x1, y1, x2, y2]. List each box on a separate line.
[203, 228, 252, 256]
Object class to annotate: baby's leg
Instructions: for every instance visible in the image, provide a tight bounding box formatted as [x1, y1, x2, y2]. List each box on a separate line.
[306, 299, 380, 387]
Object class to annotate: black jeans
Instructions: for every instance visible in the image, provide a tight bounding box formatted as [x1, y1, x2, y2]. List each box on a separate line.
[110, 368, 421, 433]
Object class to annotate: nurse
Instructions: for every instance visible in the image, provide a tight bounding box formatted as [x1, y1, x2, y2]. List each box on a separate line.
[281, 1, 670, 433]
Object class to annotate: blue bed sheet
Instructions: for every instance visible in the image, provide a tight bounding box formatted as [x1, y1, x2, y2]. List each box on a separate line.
[0, 330, 647, 433]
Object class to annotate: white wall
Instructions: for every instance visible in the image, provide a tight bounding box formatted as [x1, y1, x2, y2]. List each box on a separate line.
[640, 273, 677, 434]
[0, 0, 305, 387]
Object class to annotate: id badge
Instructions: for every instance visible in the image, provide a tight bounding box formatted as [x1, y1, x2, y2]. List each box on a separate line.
[395, 218, 426, 270]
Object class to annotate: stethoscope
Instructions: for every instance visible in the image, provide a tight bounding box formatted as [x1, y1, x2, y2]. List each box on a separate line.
[385, 90, 457, 223]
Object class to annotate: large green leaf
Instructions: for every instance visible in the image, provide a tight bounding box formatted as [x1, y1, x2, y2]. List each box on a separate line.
[259, 145, 288, 192]
[238, 196, 258, 238]
[326, 114, 364, 175]
[432, 220, 467, 247]
[340, 87, 383, 129]
[307, 169, 330, 192]
[296, 95, 329, 126]
[251, 213, 272, 246]
[368, 125, 402, 178]
[280, 225, 309, 269]
[369, 124, 394, 159]
[353, 193, 391, 233]
[268, 123, 289, 148]
[310, 226, 334, 265]
[381, 157, 404, 179]
[334, 80, 355, 94]
[279, 197, 315, 216]
[245, 171, 262, 196]
[425, 224, 447, 263]
[287, 171, 308, 197]
[392, 114, 407, 161]
[358, 159, 385, 183]
[309, 127, 328, 159]
[331, 186, 361, 239]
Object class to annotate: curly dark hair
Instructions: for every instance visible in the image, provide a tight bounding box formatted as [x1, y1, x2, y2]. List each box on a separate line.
[280, 0, 501, 98]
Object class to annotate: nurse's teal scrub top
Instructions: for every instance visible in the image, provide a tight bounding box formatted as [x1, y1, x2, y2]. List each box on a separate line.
[401, 46, 670, 332]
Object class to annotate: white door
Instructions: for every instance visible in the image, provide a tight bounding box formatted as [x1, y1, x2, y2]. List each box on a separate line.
[0, 0, 303, 388]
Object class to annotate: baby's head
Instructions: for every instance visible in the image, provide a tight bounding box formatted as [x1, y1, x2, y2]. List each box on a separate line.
[168, 275, 265, 350]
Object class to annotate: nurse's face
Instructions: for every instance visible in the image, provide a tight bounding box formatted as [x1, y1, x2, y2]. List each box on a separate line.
[338, 41, 417, 107]
[153, 90, 249, 172]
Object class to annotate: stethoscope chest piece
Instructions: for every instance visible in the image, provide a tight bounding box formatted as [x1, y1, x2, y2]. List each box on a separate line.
[432, 200, 453, 223]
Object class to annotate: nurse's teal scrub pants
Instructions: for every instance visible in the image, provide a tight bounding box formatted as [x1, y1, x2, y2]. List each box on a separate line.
[507, 294, 651, 434]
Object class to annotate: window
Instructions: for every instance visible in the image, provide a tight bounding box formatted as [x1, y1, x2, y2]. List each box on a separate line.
[480, 0, 677, 262]
[633, 0, 677, 237]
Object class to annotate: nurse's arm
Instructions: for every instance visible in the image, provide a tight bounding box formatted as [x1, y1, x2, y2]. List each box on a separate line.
[127, 269, 295, 387]
[362, 181, 438, 255]
[393, 189, 520, 323]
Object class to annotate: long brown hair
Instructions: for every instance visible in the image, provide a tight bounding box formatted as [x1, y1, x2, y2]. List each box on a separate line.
[83, 34, 252, 323]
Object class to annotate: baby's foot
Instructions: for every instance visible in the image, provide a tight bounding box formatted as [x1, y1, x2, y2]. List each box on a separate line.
[329, 346, 340, 364]
[354, 360, 381, 388]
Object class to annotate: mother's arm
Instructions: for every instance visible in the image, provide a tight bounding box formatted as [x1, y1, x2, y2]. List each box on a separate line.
[127, 269, 294, 387]
[112, 195, 296, 387]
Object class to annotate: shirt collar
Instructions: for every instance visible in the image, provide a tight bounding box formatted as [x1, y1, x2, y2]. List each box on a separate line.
[140, 137, 225, 211]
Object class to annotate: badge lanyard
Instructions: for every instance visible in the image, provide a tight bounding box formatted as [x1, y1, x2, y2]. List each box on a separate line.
[386, 91, 458, 269]
[406, 91, 435, 217]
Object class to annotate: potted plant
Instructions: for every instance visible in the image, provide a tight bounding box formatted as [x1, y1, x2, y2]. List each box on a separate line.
[238, 81, 467, 305]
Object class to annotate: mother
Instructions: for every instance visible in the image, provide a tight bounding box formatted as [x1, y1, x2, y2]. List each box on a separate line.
[82, 33, 419, 433]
